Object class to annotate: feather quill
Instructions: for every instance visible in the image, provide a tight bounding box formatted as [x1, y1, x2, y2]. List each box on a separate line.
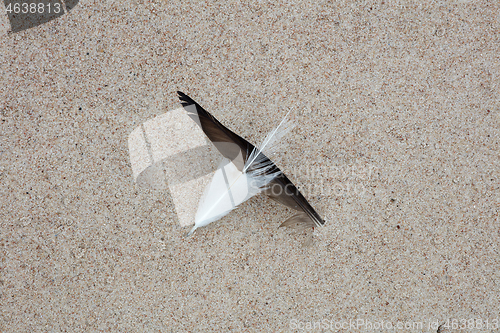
[177, 91, 325, 235]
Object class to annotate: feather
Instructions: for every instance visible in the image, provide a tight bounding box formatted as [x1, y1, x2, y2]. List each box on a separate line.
[244, 112, 295, 168]
[264, 174, 325, 228]
[186, 111, 286, 235]
[177, 91, 325, 234]
[187, 157, 264, 236]
[187, 154, 280, 236]
[178, 91, 252, 171]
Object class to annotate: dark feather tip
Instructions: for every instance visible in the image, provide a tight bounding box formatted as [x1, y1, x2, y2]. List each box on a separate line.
[177, 91, 194, 106]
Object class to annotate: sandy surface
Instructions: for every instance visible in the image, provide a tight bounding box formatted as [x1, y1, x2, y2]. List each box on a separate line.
[1, 0, 499, 331]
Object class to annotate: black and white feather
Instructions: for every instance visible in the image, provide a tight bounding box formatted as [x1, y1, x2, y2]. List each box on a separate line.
[178, 91, 325, 235]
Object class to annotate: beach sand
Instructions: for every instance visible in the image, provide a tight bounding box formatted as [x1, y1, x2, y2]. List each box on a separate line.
[1, 0, 499, 331]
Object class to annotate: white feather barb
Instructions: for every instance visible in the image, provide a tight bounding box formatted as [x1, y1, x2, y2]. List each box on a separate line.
[244, 110, 295, 172]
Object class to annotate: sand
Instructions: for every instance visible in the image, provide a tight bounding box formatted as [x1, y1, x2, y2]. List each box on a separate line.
[1, 0, 499, 331]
